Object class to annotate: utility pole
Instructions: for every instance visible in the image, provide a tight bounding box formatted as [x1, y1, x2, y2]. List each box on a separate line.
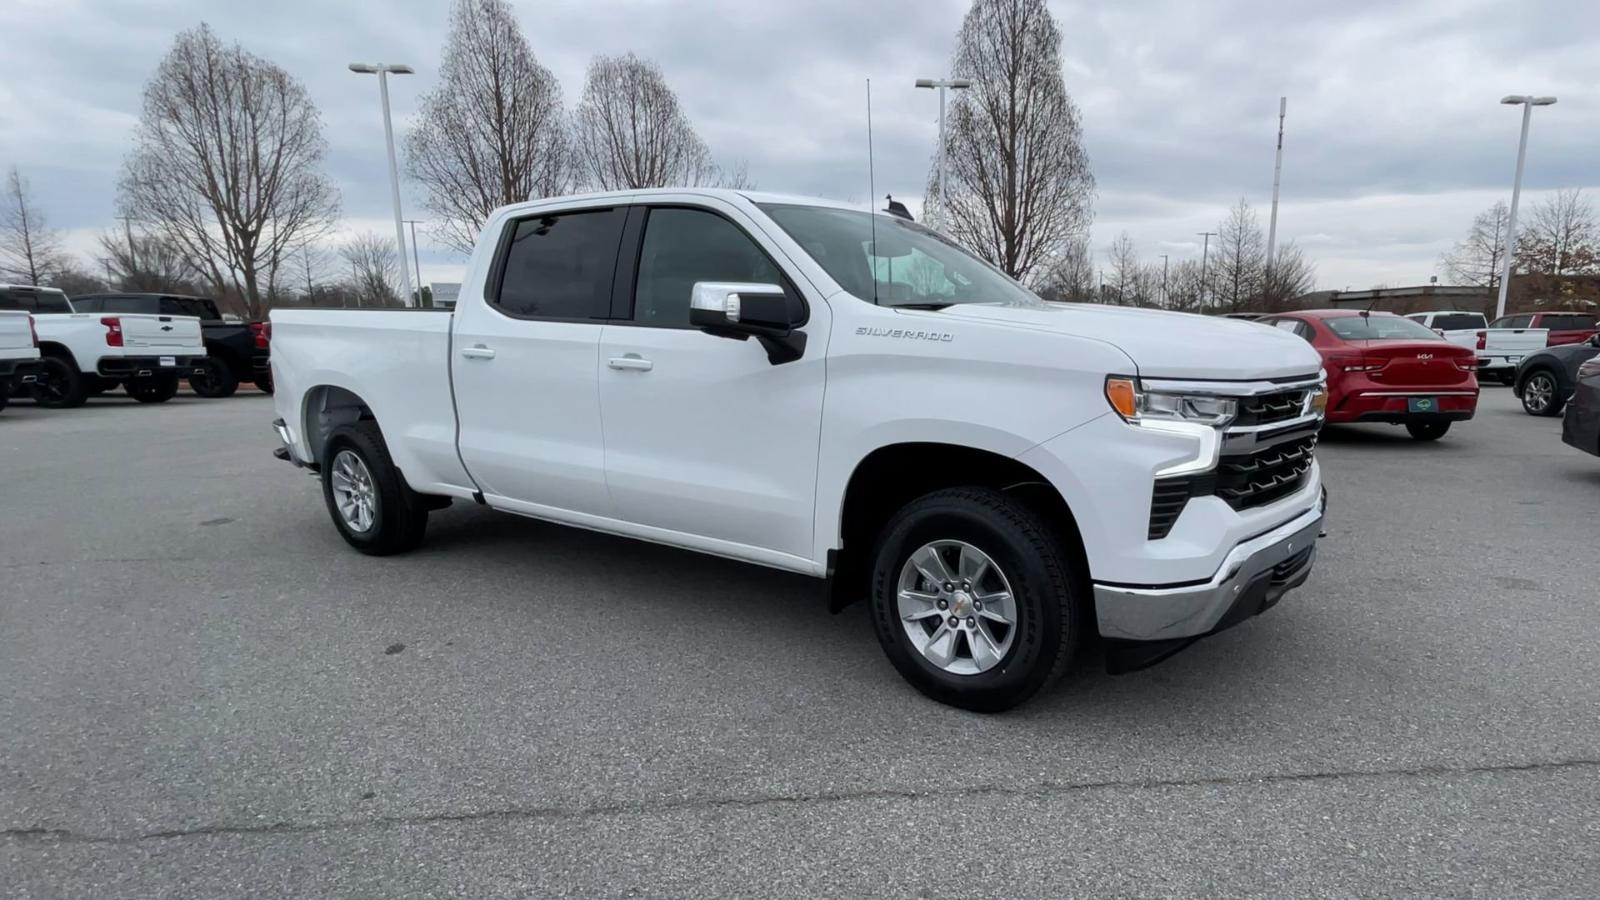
[1196, 232, 1216, 311]
[404, 219, 425, 306]
[1160, 254, 1170, 308]
[1267, 96, 1286, 269]
[1494, 94, 1556, 319]
[914, 77, 973, 227]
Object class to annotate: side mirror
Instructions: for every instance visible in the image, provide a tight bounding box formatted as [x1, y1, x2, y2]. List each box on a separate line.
[689, 282, 808, 364]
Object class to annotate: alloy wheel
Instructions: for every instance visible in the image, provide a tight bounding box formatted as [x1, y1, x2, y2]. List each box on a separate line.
[330, 449, 377, 533]
[896, 540, 1017, 675]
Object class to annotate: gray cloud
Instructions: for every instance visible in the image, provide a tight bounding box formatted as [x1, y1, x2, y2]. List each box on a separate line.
[1, 0, 1594, 290]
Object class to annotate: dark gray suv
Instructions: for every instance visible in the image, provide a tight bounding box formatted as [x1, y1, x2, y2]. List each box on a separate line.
[1513, 333, 1600, 417]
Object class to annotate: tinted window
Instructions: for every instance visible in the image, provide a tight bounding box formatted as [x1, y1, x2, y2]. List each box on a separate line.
[1325, 315, 1444, 341]
[1541, 314, 1597, 329]
[632, 208, 786, 328]
[159, 297, 220, 319]
[101, 297, 150, 314]
[71, 297, 104, 313]
[0, 289, 72, 313]
[1432, 313, 1486, 331]
[1493, 315, 1533, 329]
[493, 209, 625, 320]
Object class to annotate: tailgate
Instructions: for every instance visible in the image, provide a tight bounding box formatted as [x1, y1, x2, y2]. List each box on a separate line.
[1439, 330, 1479, 352]
[117, 314, 204, 351]
[1484, 328, 1548, 354]
[0, 311, 34, 356]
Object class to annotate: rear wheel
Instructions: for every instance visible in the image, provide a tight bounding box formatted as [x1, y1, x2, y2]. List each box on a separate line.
[1405, 421, 1451, 441]
[1519, 370, 1564, 417]
[126, 375, 179, 404]
[189, 358, 240, 398]
[321, 420, 429, 555]
[28, 356, 87, 409]
[869, 487, 1078, 712]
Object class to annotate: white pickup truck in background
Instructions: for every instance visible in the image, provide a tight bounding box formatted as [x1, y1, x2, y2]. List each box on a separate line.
[0, 309, 42, 414]
[270, 189, 1329, 711]
[1473, 317, 1549, 386]
[0, 284, 207, 408]
[1404, 310, 1486, 352]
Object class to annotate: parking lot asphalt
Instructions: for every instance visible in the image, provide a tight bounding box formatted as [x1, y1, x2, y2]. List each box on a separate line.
[3, 388, 1598, 898]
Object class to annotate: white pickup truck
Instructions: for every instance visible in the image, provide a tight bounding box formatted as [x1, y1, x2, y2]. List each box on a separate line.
[0, 284, 207, 407]
[270, 190, 1329, 710]
[1474, 315, 1549, 386]
[0, 309, 42, 413]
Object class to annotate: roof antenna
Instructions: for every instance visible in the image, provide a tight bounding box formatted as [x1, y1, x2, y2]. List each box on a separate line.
[867, 78, 879, 306]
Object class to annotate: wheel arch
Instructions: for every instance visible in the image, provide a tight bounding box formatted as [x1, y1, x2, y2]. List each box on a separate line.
[301, 384, 379, 466]
[828, 442, 1090, 614]
[36, 341, 76, 364]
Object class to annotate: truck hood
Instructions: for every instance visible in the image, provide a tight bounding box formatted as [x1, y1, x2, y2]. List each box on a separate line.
[931, 301, 1323, 380]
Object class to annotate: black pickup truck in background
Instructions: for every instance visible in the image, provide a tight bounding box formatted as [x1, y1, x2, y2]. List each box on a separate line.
[71, 293, 271, 397]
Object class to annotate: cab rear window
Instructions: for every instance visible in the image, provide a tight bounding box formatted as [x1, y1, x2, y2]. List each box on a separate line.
[1325, 315, 1442, 341]
[1431, 314, 1486, 331]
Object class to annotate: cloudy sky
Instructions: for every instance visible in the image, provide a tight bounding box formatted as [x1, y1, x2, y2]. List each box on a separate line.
[2, 0, 1595, 292]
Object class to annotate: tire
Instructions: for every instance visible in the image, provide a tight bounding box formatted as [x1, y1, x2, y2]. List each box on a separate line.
[254, 370, 274, 395]
[1519, 369, 1565, 417]
[320, 420, 429, 556]
[0, 377, 8, 412]
[27, 356, 88, 409]
[189, 358, 240, 398]
[1405, 421, 1451, 441]
[125, 375, 179, 404]
[1496, 370, 1515, 387]
[869, 487, 1078, 712]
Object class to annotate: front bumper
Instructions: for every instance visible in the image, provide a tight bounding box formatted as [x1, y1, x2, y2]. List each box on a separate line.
[1094, 491, 1325, 643]
[97, 355, 208, 378]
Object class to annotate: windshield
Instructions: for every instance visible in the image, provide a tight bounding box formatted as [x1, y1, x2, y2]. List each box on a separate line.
[757, 203, 1040, 308]
[1326, 315, 1444, 341]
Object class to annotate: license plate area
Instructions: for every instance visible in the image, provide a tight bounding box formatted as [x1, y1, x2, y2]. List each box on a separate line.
[1407, 397, 1438, 413]
[159, 356, 176, 367]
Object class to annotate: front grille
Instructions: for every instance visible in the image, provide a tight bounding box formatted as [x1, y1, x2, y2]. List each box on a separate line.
[1215, 435, 1317, 510]
[1234, 389, 1309, 427]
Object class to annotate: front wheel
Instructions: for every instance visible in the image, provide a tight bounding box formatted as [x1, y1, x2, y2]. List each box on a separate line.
[28, 357, 87, 408]
[1405, 421, 1451, 441]
[1520, 370, 1564, 417]
[869, 487, 1078, 712]
[321, 420, 429, 555]
[126, 375, 179, 404]
[189, 358, 239, 398]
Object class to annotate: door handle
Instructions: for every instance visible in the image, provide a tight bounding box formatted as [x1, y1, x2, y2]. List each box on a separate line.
[607, 355, 653, 371]
[460, 345, 496, 360]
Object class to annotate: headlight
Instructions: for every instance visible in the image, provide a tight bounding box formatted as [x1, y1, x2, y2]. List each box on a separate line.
[1104, 377, 1239, 427]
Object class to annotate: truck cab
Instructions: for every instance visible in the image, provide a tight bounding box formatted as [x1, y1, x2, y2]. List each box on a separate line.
[270, 190, 1329, 710]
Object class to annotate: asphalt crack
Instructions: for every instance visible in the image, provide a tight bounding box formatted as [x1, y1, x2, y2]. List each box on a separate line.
[6, 756, 1598, 847]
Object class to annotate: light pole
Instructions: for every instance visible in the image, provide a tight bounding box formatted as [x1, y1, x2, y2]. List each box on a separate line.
[1494, 94, 1556, 319]
[404, 219, 425, 305]
[349, 62, 415, 306]
[1196, 232, 1216, 311]
[1266, 96, 1286, 269]
[1160, 254, 1170, 308]
[915, 77, 973, 227]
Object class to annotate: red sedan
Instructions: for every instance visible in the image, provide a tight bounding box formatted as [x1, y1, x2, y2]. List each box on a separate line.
[1259, 310, 1479, 441]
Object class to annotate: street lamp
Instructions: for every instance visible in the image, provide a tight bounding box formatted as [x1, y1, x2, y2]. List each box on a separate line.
[350, 62, 415, 306]
[915, 77, 973, 227]
[1494, 94, 1556, 319]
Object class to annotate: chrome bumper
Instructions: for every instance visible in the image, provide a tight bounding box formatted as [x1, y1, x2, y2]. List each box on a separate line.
[1093, 498, 1325, 642]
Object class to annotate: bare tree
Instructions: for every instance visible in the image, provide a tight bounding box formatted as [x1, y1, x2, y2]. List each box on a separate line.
[1, 167, 67, 284]
[1164, 259, 1210, 313]
[1516, 188, 1599, 276]
[405, 0, 570, 255]
[1214, 198, 1266, 312]
[1037, 234, 1094, 302]
[1259, 241, 1316, 312]
[1441, 200, 1509, 291]
[1104, 231, 1143, 306]
[49, 263, 107, 297]
[118, 24, 339, 319]
[97, 226, 201, 293]
[934, 0, 1094, 287]
[574, 53, 717, 190]
[341, 233, 403, 307]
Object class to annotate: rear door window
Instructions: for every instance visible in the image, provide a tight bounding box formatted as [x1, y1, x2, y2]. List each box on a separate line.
[492, 208, 626, 320]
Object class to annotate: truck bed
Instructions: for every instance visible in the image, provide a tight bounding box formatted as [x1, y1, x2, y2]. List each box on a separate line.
[269, 308, 469, 494]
